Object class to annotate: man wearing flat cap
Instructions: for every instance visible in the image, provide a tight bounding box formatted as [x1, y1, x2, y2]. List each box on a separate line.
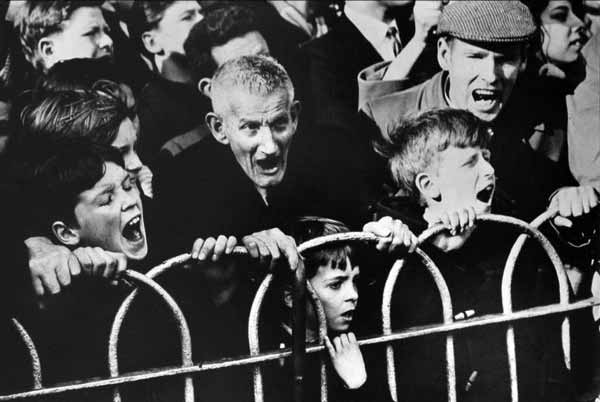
[359, 0, 594, 226]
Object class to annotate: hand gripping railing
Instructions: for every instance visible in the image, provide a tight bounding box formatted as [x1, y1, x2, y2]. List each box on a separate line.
[382, 213, 570, 402]
[10, 319, 42, 390]
[108, 269, 195, 402]
[248, 232, 385, 402]
[499, 211, 570, 402]
[382, 241, 456, 402]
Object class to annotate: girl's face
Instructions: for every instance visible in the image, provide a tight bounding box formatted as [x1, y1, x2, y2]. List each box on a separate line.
[540, 0, 587, 65]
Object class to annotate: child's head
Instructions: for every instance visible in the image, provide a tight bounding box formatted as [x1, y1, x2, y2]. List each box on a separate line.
[15, 85, 142, 176]
[30, 142, 148, 260]
[17, 1, 113, 72]
[378, 109, 495, 216]
[133, 1, 203, 60]
[284, 217, 359, 333]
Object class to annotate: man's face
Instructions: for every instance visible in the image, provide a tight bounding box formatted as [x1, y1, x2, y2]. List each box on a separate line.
[540, 0, 586, 65]
[309, 257, 360, 333]
[154, 1, 203, 56]
[211, 31, 270, 67]
[438, 38, 524, 122]
[43, 7, 113, 70]
[111, 117, 142, 176]
[73, 162, 147, 260]
[427, 146, 496, 215]
[216, 89, 298, 192]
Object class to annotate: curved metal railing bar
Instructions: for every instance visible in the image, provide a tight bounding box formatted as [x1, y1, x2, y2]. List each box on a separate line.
[381, 225, 456, 402]
[500, 210, 570, 402]
[108, 270, 194, 402]
[1, 296, 598, 401]
[10, 319, 42, 389]
[248, 233, 381, 402]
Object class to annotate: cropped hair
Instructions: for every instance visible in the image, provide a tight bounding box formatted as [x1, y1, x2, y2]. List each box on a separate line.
[376, 109, 490, 203]
[16, 1, 104, 70]
[184, 5, 260, 80]
[290, 217, 353, 280]
[210, 55, 294, 112]
[14, 85, 133, 159]
[27, 141, 124, 235]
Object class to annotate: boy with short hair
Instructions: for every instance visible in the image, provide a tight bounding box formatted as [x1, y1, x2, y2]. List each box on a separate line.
[374, 108, 574, 402]
[264, 216, 412, 402]
[16, 0, 113, 72]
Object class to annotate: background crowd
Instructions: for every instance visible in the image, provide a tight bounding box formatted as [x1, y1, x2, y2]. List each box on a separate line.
[0, 1, 599, 401]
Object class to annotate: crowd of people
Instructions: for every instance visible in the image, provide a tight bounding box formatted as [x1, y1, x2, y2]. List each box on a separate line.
[0, 1, 599, 401]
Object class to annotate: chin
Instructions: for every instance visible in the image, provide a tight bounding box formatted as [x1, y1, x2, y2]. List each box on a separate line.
[123, 242, 148, 261]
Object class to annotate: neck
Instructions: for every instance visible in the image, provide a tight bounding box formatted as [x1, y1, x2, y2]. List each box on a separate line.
[155, 53, 194, 84]
[346, 1, 391, 23]
[256, 186, 269, 205]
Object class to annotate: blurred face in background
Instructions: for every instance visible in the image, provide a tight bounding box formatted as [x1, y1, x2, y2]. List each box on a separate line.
[539, 0, 587, 65]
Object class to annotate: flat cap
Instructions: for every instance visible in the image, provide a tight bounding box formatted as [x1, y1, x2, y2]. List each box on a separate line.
[438, 1, 536, 43]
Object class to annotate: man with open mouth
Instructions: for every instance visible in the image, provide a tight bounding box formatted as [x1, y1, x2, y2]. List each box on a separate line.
[359, 0, 597, 227]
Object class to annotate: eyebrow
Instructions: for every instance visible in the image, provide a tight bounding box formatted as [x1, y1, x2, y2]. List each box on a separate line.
[92, 183, 115, 203]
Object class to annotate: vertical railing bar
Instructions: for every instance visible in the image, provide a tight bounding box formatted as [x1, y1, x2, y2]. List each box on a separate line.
[248, 273, 274, 402]
[292, 259, 306, 402]
[306, 280, 328, 402]
[10, 319, 42, 389]
[108, 270, 194, 402]
[381, 259, 405, 401]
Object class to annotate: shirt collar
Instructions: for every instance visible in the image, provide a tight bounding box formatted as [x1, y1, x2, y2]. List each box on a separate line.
[344, 6, 399, 60]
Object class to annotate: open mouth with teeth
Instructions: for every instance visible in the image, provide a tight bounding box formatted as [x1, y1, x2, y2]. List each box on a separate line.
[472, 89, 500, 103]
[476, 184, 495, 204]
[340, 310, 355, 320]
[256, 156, 280, 173]
[122, 215, 144, 243]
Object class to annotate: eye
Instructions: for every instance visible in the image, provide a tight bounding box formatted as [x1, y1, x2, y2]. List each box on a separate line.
[241, 122, 260, 132]
[328, 281, 342, 290]
[482, 149, 491, 161]
[101, 194, 113, 206]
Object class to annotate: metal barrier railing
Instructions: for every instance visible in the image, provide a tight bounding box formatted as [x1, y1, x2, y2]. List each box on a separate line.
[10, 319, 42, 390]
[0, 212, 597, 402]
[108, 270, 194, 402]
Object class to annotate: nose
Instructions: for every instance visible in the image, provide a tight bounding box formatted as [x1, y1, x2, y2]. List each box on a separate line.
[257, 126, 278, 155]
[121, 186, 138, 212]
[99, 30, 113, 51]
[192, 10, 203, 24]
[480, 56, 499, 83]
[480, 156, 495, 178]
[125, 151, 143, 175]
[345, 282, 359, 304]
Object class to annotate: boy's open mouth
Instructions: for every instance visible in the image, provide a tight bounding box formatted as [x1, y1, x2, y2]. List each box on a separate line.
[122, 215, 143, 242]
[476, 184, 495, 203]
[340, 310, 354, 320]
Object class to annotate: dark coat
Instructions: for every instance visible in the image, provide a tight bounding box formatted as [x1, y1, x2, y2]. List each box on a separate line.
[370, 196, 576, 402]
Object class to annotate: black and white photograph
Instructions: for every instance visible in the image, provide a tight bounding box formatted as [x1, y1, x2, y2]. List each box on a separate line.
[0, 0, 599, 401]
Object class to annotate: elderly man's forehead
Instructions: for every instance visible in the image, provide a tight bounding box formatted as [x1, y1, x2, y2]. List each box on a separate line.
[212, 83, 291, 114]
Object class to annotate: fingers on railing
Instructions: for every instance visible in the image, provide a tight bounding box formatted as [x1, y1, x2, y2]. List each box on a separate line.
[381, 226, 456, 402]
[10, 318, 42, 390]
[108, 270, 194, 402]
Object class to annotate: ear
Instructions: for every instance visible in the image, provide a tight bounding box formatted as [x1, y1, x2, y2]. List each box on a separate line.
[198, 77, 212, 98]
[141, 31, 163, 55]
[51, 221, 81, 247]
[437, 37, 451, 71]
[415, 172, 441, 203]
[205, 112, 229, 145]
[519, 46, 528, 73]
[290, 100, 301, 128]
[37, 37, 55, 68]
[283, 289, 293, 309]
